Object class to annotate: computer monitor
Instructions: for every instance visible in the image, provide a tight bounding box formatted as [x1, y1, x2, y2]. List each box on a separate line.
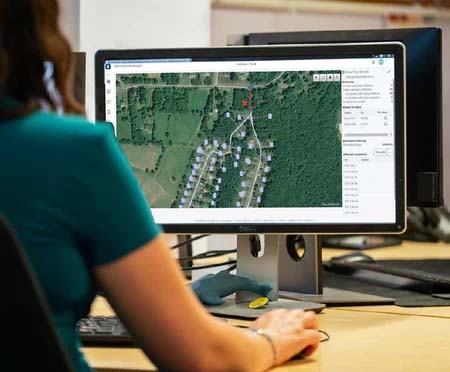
[95, 43, 405, 310]
[96, 43, 405, 234]
[234, 27, 443, 208]
[73, 52, 86, 107]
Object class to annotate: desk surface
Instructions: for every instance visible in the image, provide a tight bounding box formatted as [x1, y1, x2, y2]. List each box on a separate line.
[83, 241, 450, 371]
[324, 240, 450, 319]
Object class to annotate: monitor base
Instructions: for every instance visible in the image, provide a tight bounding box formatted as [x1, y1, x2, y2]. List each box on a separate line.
[280, 287, 395, 306]
[207, 297, 325, 320]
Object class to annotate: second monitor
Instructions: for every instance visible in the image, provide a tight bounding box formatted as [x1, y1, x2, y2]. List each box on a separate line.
[235, 27, 443, 208]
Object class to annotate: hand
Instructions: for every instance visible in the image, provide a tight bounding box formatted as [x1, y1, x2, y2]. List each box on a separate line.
[191, 270, 273, 306]
[251, 309, 321, 365]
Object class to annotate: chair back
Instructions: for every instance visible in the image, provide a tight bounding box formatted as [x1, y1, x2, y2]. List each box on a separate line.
[0, 216, 76, 371]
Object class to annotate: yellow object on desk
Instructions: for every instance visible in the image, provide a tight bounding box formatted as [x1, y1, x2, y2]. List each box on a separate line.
[248, 297, 270, 309]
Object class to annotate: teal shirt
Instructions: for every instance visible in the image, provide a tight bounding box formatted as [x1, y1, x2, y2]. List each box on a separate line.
[0, 111, 161, 371]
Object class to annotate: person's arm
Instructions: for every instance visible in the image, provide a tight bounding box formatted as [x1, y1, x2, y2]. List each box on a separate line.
[94, 235, 273, 372]
[81, 126, 320, 371]
[94, 235, 320, 372]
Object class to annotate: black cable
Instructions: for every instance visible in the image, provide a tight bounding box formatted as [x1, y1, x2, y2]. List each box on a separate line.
[178, 249, 237, 262]
[181, 260, 237, 271]
[171, 234, 209, 250]
[194, 249, 237, 257]
[318, 330, 330, 342]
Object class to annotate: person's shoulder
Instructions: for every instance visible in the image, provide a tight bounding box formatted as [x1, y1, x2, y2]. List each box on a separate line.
[24, 111, 114, 142]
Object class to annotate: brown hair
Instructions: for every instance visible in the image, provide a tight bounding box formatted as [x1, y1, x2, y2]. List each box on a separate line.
[0, 0, 85, 119]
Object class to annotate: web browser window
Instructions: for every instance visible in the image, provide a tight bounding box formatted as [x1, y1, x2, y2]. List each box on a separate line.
[103, 53, 397, 226]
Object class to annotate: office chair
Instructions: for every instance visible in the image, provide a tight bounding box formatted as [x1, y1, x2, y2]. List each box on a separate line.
[0, 215, 76, 372]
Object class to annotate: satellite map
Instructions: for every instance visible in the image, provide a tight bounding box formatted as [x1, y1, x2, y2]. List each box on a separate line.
[115, 70, 342, 209]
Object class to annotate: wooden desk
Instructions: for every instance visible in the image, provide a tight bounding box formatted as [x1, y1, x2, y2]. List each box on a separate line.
[324, 241, 450, 319]
[84, 299, 450, 372]
[83, 242, 450, 371]
[322, 240, 450, 261]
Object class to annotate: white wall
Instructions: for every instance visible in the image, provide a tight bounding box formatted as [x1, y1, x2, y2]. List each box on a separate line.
[211, 7, 450, 206]
[78, 0, 211, 120]
[211, 8, 383, 46]
[59, 0, 80, 49]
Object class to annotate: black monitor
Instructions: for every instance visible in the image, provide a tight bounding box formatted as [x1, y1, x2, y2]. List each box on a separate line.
[73, 52, 86, 107]
[234, 27, 443, 208]
[95, 43, 406, 235]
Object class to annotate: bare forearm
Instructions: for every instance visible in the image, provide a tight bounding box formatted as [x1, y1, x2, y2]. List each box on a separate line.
[95, 238, 275, 372]
[196, 320, 274, 372]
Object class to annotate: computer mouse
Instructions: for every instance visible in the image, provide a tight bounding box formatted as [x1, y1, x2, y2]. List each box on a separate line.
[325, 252, 375, 275]
[330, 252, 375, 265]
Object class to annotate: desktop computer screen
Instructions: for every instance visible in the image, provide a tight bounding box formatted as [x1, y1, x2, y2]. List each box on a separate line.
[95, 43, 405, 234]
[237, 27, 443, 208]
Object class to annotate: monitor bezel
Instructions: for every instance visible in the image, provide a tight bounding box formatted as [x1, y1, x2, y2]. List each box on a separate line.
[95, 43, 406, 234]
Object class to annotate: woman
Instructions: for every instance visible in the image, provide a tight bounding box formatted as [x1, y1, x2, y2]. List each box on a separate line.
[0, 1, 321, 371]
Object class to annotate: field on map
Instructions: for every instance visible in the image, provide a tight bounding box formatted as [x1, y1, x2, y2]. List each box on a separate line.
[116, 70, 342, 209]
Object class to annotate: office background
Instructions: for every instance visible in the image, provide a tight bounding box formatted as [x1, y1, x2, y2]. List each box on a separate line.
[59, 0, 449, 216]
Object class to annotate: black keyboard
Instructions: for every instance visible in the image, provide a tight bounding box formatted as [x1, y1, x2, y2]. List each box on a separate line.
[77, 314, 234, 346]
[76, 316, 134, 346]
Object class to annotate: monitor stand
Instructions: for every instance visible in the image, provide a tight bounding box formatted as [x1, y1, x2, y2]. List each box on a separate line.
[276, 234, 395, 305]
[207, 235, 393, 318]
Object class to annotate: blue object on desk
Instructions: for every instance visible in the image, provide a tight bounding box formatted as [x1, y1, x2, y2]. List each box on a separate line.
[191, 270, 273, 306]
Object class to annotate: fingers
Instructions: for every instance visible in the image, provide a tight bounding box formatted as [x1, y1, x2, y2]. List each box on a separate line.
[302, 342, 319, 357]
[287, 329, 320, 360]
[302, 329, 321, 345]
[302, 329, 321, 353]
[302, 311, 319, 330]
[285, 309, 317, 331]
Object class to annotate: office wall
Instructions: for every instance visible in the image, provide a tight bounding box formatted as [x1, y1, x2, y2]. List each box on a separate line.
[78, 0, 211, 120]
[59, 0, 80, 49]
[211, 8, 382, 46]
[211, 7, 450, 205]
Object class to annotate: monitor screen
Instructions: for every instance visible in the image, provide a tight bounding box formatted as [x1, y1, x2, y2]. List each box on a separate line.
[243, 28, 443, 208]
[95, 44, 405, 234]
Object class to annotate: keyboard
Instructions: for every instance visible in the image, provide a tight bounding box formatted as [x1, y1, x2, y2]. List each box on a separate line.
[76, 316, 134, 346]
[77, 315, 236, 346]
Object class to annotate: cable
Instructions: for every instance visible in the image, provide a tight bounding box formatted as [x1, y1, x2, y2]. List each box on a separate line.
[194, 249, 237, 257]
[178, 249, 237, 262]
[318, 330, 330, 343]
[171, 234, 209, 250]
[181, 260, 237, 271]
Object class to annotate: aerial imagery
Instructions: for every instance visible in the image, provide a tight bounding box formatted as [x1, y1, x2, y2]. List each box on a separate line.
[116, 70, 342, 209]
